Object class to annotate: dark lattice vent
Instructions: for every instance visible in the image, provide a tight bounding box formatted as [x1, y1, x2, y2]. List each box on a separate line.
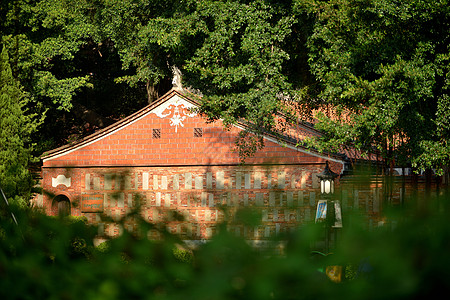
[194, 128, 203, 137]
[153, 129, 161, 139]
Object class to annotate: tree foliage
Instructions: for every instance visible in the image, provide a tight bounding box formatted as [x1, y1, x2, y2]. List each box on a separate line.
[96, 0, 301, 150]
[94, 0, 450, 170]
[296, 0, 450, 173]
[123, 0, 304, 157]
[1, 0, 150, 150]
[1, 189, 450, 299]
[0, 46, 35, 201]
[1, 0, 449, 172]
[1, 0, 96, 111]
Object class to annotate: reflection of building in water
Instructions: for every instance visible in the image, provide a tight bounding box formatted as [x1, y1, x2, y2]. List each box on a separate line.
[39, 89, 390, 241]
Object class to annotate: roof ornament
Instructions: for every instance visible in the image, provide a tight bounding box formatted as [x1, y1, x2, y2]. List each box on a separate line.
[171, 66, 183, 91]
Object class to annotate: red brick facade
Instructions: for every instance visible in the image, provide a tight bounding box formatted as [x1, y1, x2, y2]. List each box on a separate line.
[41, 89, 350, 240]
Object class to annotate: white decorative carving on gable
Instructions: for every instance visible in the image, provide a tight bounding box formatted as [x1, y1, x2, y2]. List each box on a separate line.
[52, 175, 71, 188]
[152, 96, 197, 132]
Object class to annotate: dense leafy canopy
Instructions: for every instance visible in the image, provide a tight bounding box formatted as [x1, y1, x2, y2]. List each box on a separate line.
[130, 0, 302, 157]
[1, 0, 449, 179]
[1, 0, 96, 110]
[0, 46, 36, 201]
[1, 0, 149, 150]
[297, 0, 450, 173]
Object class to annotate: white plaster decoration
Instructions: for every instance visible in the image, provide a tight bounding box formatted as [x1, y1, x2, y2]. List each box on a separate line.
[164, 194, 171, 208]
[35, 194, 43, 208]
[173, 174, 180, 190]
[151, 96, 197, 132]
[85, 174, 91, 190]
[171, 66, 183, 90]
[278, 171, 285, 189]
[254, 172, 262, 189]
[156, 192, 161, 206]
[208, 193, 214, 207]
[206, 172, 212, 189]
[245, 173, 251, 189]
[94, 177, 101, 190]
[256, 193, 264, 206]
[235, 172, 242, 189]
[269, 192, 275, 206]
[103, 194, 108, 209]
[125, 176, 132, 189]
[185, 173, 192, 189]
[52, 175, 71, 188]
[142, 172, 149, 190]
[287, 192, 294, 207]
[104, 174, 112, 190]
[201, 192, 207, 206]
[264, 226, 271, 238]
[153, 175, 158, 190]
[298, 191, 304, 206]
[216, 171, 224, 189]
[161, 176, 168, 190]
[195, 176, 203, 190]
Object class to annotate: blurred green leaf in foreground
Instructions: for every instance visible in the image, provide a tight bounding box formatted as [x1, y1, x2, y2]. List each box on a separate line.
[1, 187, 449, 299]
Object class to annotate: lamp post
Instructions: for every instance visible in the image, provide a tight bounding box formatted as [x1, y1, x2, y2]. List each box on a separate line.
[315, 161, 342, 253]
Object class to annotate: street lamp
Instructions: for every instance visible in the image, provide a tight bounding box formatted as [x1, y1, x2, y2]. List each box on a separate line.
[315, 161, 342, 228]
[317, 161, 338, 195]
[314, 161, 343, 279]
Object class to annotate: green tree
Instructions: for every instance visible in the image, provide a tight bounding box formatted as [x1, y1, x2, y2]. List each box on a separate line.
[181, 0, 296, 130]
[1, 0, 95, 111]
[106, 0, 302, 157]
[98, 0, 181, 103]
[295, 0, 450, 173]
[0, 1, 313, 158]
[0, 46, 33, 202]
[1, 0, 149, 151]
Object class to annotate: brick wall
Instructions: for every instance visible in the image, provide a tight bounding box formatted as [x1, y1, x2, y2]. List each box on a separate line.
[42, 164, 338, 239]
[41, 91, 351, 240]
[43, 93, 338, 168]
[42, 164, 429, 240]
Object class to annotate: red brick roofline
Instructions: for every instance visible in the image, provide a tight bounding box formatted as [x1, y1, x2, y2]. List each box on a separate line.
[42, 89, 184, 161]
[41, 88, 346, 167]
[232, 122, 346, 167]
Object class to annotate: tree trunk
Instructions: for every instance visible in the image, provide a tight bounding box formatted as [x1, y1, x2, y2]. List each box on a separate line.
[146, 80, 159, 104]
[443, 166, 449, 187]
[72, 102, 108, 128]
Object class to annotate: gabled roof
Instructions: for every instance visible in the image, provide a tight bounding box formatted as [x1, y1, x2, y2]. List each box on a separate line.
[42, 89, 186, 161]
[42, 88, 347, 165]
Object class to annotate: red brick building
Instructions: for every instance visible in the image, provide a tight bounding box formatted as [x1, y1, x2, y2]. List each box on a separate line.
[41, 89, 349, 240]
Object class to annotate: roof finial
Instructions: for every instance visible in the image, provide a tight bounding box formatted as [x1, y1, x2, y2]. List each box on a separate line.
[171, 66, 183, 91]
